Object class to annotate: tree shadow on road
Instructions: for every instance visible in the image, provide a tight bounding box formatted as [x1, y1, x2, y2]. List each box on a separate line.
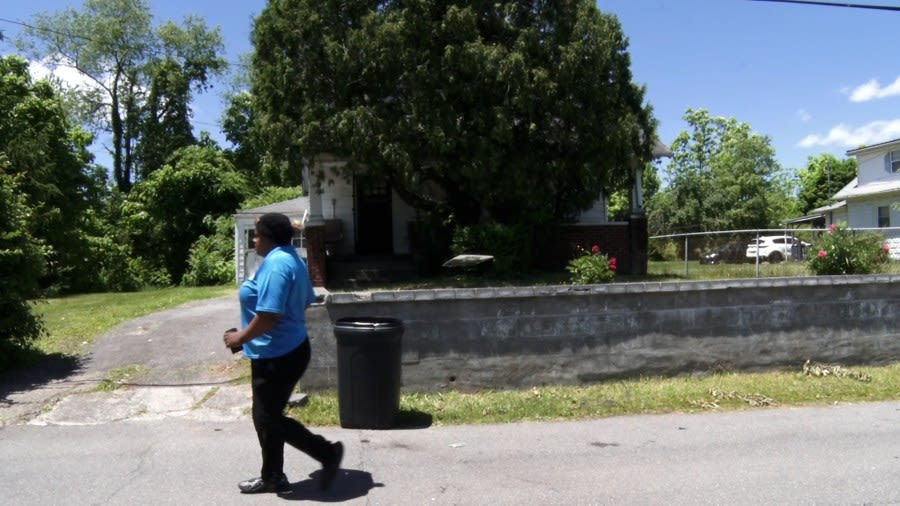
[0, 350, 84, 406]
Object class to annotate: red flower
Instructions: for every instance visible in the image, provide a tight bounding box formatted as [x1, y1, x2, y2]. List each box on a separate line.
[591, 244, 600, 254]
[883, 243, 891, 253]
[817, 249, 827, 258]
[828, 223, 837, 233]
[609, 256, 617, 271]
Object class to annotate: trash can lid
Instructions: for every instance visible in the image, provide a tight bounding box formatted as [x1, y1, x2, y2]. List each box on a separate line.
[335, 317, 403, 329]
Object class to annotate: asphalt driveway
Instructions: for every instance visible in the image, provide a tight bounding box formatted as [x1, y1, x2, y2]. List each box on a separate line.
[1, 295, 250, 426]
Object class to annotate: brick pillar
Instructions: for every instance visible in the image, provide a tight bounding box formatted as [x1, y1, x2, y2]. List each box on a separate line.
[304, 223, 327, 287]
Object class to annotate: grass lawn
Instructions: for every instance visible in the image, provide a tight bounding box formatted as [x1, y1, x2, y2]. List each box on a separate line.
[290, 362, 900, 426]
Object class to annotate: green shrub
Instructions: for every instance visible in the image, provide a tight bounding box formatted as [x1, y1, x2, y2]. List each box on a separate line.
[451, 223, 534, 277]
[92, 234, 171, 292]
[807, 223, 889, 275]
[567, 244, 617, 284]
[182, 234, 233, 286]
[649, 239, 680, 261]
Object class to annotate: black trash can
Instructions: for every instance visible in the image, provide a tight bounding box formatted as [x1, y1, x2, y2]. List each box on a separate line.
[334, 317, 404, 429]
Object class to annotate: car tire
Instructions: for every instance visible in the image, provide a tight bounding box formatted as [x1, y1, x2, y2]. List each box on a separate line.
[768, 251, 784, 263]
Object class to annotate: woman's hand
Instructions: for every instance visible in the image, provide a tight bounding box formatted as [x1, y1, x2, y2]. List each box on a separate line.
[223, 313, 279, 351]
[224, 328, 243, 350]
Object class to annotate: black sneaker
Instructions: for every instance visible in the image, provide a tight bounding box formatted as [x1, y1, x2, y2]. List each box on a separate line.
[238, 473, 290, 494]
[320, 441, 343, 491]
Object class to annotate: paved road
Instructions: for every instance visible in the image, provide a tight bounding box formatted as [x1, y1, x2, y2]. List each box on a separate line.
[3, 402, 900, 505]
[2, 297, 900, 504]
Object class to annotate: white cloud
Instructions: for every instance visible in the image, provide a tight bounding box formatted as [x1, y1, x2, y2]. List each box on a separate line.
[797, 120, 900, 148]
[28, 57, 102, 92]
[796, 109, 811, 123]
[848, 76, 900, 102]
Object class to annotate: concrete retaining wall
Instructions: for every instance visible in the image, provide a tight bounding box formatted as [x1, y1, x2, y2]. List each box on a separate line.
[302, 275, 900, 392]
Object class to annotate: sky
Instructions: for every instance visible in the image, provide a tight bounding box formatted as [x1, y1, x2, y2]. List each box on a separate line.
[2, 0, 900, 174]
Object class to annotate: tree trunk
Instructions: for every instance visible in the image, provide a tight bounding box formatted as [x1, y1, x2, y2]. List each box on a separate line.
[110, 83, 128, 193]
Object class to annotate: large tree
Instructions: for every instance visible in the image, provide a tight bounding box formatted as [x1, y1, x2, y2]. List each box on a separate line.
[0, 159, 46, 367]
[0, 55, 104, 293]
[649, 108, 794, 235]
[134, 59, 196, 179]
[796, 153, 857, 215]
[19, 0, 226, 192]
[251, 0, 655, 227]
[221, 90, 290, 190]
[0, 55, 104, 363]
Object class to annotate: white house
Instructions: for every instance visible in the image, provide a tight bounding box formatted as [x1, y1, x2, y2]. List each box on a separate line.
[235, 141, 673, 285]
[233, 153, 421, 284]
[833, 137, 900, 258]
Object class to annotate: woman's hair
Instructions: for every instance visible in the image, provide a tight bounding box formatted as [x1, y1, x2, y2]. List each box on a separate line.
[256, 213, 295, 246]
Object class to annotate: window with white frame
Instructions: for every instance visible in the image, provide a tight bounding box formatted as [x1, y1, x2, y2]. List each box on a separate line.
[878, 206, 890, 227]
[891, 150, 900, 173]
[292, 229, 305, 249]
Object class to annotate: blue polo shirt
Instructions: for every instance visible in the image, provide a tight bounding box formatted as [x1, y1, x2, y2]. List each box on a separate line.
[238, 246, 316, 359]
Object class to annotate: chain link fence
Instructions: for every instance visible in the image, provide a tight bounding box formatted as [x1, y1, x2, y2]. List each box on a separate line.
[649, 227, 900, 278]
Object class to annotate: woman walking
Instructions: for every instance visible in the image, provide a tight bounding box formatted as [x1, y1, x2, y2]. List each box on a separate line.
[224, 212, 342, 494]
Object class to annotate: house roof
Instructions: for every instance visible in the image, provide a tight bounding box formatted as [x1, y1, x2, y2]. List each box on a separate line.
[810, 200, 847, 214]
[783, 214, 824, 226]
[235, 196, 309, 217]
[846, 137, 900, 157]
[783, 200, 847, 225]
[832, 176, 900, 200]
[652, 139, 673, 158]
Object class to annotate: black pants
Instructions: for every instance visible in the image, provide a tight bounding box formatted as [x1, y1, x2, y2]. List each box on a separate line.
[250, 339, 332, 481]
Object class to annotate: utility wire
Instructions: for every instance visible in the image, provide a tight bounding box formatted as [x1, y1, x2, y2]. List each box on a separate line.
[0, 16, 97, 44]
[748, 0, 900, 11]
[0, 16, 250, 68]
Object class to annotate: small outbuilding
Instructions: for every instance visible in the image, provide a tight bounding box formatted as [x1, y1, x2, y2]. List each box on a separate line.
[233, 197, 309, 283]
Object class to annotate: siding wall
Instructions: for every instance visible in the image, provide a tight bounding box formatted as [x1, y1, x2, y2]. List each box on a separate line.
[857, 151, 886, 185]
[322, 177, 355, 255]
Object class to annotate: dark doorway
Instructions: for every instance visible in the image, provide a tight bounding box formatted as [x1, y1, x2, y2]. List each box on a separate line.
[355, 177, 393, 255]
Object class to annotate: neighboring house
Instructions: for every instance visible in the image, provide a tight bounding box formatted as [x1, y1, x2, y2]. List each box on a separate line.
[814, 200, 849, 228]
[235, 143, 673, 286]
[832, 138, 900, 258]
[784, 200, 847, 229]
